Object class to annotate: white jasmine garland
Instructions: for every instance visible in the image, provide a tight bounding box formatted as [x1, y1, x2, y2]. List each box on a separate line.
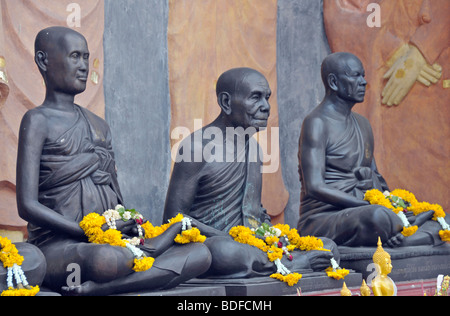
[122, 211, 132, 221]
[274, 259, 291, 276]
[6, 267, 13, 288]
[330, 257, 340, 270]
[437, 217, 450, 231]
[125, 242, 145, 259]
[7, 264, 29, 288]
[181, 217, 192, 231]
[396, 211, 411, 227]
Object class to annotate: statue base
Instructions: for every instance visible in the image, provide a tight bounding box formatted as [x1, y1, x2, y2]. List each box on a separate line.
[182, 270, 362, 296]
[115, 270, 362, 296]
[339, 243, 450, 281]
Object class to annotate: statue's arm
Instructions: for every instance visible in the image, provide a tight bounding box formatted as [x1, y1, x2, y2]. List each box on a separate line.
[299, 116, 369, 209]
[163, 160, 228, 237]
[16, 111, 85, 239]
[371, 158, 389, 192]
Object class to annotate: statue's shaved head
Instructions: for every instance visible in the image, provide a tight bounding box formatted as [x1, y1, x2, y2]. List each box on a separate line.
[321, 52, 363, 90]
[216, 67, 265, 97]
[35, 26, 85, 57]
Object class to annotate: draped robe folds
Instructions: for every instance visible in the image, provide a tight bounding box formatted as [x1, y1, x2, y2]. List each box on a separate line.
[298, 113, 396, 246]
[185, 134, 327, 277]
[187, 135, 271, 233]
[28, 105, 123, 247]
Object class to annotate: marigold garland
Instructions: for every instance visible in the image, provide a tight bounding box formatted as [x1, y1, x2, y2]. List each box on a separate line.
[132, 257, 155, 272]
[270, 273, 303, 286]
[0, 236, 40, 296]
[174, 228, 207, 244]
[80, 209, 206, 274]
[1, 286, 41, 297]
[365, 189, 450, 242]
[364, 189, 419, 237]
[325, 267, 349, 280]
[0, 236, 24, 268]
[229, 223, 343, 286]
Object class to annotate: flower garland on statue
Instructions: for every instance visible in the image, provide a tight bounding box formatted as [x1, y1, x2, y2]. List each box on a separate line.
[364, 189, 450, 242]
[0, 236, 40, 296]
[229, 223, 349, 286]
[80, 205, 206, 273]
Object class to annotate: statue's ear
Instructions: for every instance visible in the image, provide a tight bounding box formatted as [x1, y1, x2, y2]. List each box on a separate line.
[327, 73, 338, 92]
[217, 91, 232, 115]
[35, 51, 48, 73]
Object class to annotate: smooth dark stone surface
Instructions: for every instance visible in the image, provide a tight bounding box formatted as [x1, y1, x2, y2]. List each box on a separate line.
[183, 271, 362, 296]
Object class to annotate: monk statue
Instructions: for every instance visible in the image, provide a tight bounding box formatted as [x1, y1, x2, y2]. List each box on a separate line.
[297, 52, 449, 248]
[16, 26, 211, 296]
[164, 67, 338, 278]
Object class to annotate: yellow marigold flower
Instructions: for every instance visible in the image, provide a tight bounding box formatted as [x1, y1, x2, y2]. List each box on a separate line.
[391, 189, 418, 205]
[273, 224, 290, 236]
[325, 267, 350, 280]
[270, 273, 302, 286]
[267, 247, 283, 262]
[286, 228, 301, 246]
[174, 228, 206, 244]
[0, 237, 24, 268]
[142, 221, 165, 239]
[142, 213, 185, 239]
[1, 286, 40, 297]
[297, 236, 329, 252]
[439, 230, 450, 242]
[133, 257, 155, 272]
[102, 229, 126, 247]
[401, 226, 418, 237]
[265, 236, 279, 246]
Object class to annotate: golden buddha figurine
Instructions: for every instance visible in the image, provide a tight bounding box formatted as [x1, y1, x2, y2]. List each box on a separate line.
[371, 237, 397, 296]
[360, 280, 371, 296]
[340, 282, 352, 296]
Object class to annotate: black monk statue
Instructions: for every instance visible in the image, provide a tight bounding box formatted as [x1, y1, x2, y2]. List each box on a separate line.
[16, 26, 211, 296]
[164, 67, 338, 278]
[297, 52, 448, 248]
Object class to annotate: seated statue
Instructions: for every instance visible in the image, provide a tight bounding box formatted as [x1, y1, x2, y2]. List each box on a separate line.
[164, 67, 338, 279]
[16, 26, 211, 296]
[297, 52, 449, 248]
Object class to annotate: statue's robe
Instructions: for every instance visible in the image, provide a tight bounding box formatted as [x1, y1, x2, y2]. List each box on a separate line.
[28, 105, 122, 247]
[187, 135, 271, 233]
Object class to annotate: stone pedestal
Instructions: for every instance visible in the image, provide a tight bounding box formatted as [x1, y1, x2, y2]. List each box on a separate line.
[183, 270, 362, 296]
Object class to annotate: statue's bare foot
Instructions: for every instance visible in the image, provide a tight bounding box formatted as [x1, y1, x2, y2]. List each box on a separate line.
[385, 233, 404, 248]
[61, 281, 97, 296]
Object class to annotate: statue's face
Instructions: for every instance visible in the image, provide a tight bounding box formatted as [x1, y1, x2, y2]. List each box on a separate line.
[45, 32, 89, 95]
[335, 57, 367, 103]
[229, 72, 271, 130]
[381, 257, 393, 275]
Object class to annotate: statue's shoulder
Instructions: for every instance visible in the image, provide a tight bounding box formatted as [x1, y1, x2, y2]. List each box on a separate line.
[77, 105, 111, 133]
[302, 107, 328, 133]
[352, 111, 373, 131]
[20, 106, 50, 128]
[352, 111, 370, 124]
